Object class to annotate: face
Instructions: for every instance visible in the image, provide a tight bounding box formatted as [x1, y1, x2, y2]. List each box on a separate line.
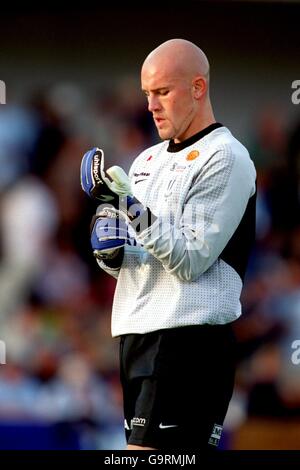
[141, 66, 197, 143]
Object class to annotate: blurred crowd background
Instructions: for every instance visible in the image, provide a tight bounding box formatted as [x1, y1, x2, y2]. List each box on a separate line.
[0, 2, 300, 449]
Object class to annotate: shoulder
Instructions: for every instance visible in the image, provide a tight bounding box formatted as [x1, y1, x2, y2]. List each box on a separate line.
[208, 127, 256, 175]
[135, 141, 166, 163]
[196, 127, 256, 198]
[129, 141, 167, 175]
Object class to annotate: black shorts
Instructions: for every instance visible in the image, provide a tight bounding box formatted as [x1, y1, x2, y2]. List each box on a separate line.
[119, 323, 236, 449]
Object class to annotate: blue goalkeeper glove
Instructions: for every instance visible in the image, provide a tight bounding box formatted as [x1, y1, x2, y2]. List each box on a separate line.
[81, 147, 157, 233]
[80, 147, 132, 205]
[90, 206, 136, 261]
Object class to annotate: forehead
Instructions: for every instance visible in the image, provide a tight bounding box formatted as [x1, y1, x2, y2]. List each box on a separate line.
[141, 65, 183, 90]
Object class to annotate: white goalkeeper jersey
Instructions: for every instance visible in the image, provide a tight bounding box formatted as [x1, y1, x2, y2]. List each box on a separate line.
[99, 124, 256, 337]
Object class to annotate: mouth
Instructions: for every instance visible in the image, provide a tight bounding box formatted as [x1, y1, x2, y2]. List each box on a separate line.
[154, 117, 165, 126]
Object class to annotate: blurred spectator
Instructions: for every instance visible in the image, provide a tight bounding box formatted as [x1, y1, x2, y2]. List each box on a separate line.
[0, 100, 60, 322]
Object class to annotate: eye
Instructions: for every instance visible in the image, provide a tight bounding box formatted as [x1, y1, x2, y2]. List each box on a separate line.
[160, 89, 169, 96]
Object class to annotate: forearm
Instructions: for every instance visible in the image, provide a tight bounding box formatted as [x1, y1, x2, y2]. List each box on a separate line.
[135, 217, 212, 281]
[134, 152, 256, 281]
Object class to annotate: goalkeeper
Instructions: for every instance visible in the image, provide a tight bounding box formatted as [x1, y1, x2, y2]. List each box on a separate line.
[80, 38, 256, 450]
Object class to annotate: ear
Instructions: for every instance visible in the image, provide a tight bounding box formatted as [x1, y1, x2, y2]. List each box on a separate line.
[192, 76, 207, 99]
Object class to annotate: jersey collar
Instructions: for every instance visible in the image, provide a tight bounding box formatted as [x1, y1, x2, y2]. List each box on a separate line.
[167, 122, 223, 153]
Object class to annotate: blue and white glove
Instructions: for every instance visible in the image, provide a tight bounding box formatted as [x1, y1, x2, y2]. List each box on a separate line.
[90, 206, 136, 260]
[81, 147, 157, 233]
[80, 147, 132, 205]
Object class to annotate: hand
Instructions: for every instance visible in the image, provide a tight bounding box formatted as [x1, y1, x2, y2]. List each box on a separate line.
[81, 147, 156, 233]
[80, 147, 132, 205]
[90, 206, 135, 260]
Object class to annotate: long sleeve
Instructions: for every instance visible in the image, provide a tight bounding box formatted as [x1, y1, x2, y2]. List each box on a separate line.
[96, 248, 124, 280]
[136, 144, 256, 282]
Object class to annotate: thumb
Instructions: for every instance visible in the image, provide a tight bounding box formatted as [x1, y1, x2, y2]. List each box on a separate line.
[107, 166, 132, 196]
[107, 166, 128, 183]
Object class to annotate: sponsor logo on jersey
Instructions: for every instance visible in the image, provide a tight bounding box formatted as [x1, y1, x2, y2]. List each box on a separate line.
[186, 150, 199, 161]
[164, 177, 177, 199]
[135, 179, 147, 184]
[170, 162, 187, 172]
[133, 171, 150, 184]
[146, 155, 153, 161]
[133, 172, 150, 177]
[208, 424, 223, 447]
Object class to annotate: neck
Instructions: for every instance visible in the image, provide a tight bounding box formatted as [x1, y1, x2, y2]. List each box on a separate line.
[174, 99, 216, 143]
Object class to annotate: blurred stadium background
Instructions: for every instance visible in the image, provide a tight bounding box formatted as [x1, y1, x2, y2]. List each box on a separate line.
[0, 1, 300, 449]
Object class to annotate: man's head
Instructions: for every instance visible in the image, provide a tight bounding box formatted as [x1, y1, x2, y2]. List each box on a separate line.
[141, 38, 215, 143]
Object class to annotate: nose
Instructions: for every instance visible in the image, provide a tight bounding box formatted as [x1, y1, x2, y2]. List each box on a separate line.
[148, 94, 161, 113]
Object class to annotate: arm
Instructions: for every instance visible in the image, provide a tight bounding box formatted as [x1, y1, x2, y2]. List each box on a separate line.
[96, 248, 124, 280]
[136, 146, 256, 281]
[80, 146, 256, 282]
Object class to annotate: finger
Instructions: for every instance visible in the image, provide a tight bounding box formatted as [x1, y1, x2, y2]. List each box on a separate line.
[107, 166, 132, 196]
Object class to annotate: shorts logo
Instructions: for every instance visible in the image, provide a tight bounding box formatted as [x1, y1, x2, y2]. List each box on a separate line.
[186, 150, 199, 161]
[208, 423, 223, 447]
[159, 423, 178, 429]
[124, 419, 131, 430]
[131, 417, 147, 427]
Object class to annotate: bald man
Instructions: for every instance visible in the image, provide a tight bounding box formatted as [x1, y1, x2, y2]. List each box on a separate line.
[80, 39, 256, 450]
[141, 39, 213, 143]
